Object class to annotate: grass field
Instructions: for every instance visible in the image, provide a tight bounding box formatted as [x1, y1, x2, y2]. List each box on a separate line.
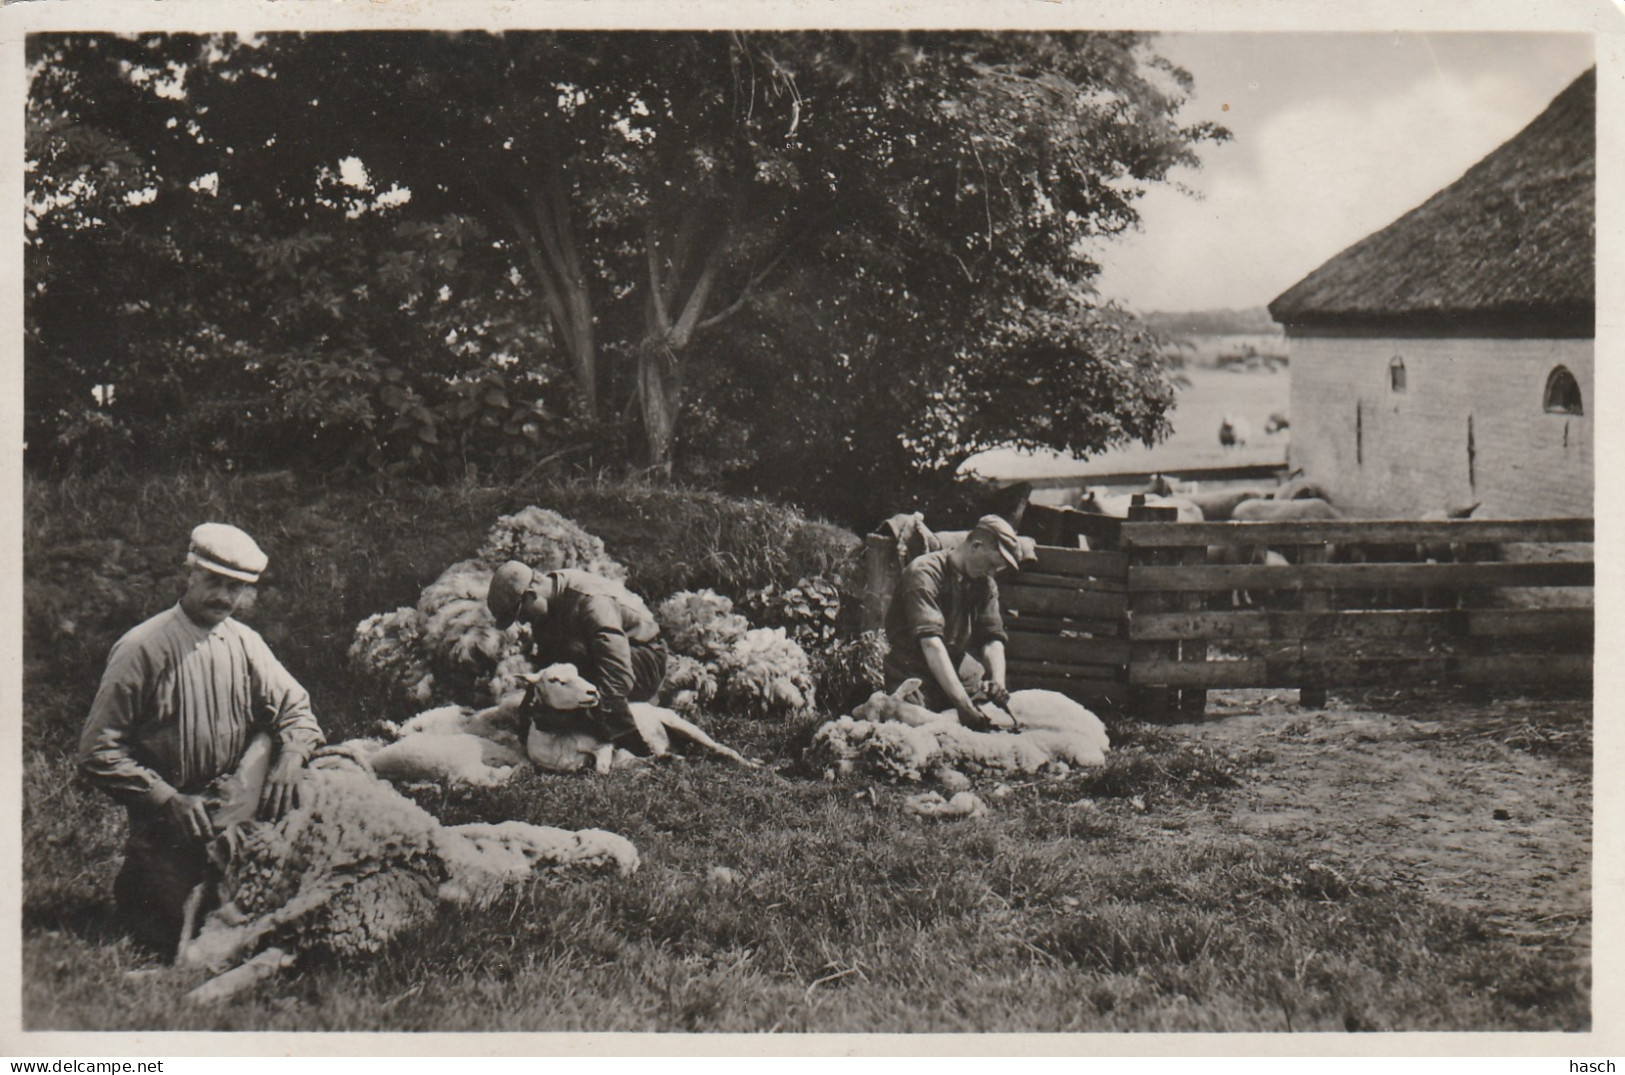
[19, 469, 1591, 1033]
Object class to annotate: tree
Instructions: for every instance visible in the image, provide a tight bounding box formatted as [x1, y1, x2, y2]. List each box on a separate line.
[26, 31, 1225, 521]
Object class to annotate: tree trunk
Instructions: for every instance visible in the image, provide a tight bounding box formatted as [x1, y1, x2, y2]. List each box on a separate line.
[636, 342, 681, 474]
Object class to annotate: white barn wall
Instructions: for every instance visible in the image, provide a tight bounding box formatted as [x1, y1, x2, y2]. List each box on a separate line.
[1287, 335, 1593, 519]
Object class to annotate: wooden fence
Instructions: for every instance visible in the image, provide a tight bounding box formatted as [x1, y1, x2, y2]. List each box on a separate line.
[867, 505, 1593, 718]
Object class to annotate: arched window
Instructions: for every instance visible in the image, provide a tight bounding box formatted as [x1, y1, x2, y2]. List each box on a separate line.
[1388, 355, 1407, 393]
[1544, 366, 1583, 414]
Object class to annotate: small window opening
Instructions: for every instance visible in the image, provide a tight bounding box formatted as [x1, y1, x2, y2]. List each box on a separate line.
[1544, 366, 1582, 414]
[1355, 401, 1363, 465]
[1467, 414, 1476, 491]
[1388, 355, 1406, 393]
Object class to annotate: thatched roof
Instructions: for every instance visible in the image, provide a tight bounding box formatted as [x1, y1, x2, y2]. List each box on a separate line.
[1269, 67, 1594, 336]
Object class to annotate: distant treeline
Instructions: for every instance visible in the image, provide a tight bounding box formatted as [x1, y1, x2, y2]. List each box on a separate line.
[1142, 307, 1284, 337]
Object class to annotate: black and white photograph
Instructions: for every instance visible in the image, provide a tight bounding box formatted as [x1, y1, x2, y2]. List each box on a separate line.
[5, 0, 1615, 1056]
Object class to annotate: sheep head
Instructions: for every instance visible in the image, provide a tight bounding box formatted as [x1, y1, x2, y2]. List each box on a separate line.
[523, 663, 600, 712]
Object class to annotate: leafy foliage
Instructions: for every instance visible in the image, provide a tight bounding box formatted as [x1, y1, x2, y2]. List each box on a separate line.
[26, 31, 1225, 526]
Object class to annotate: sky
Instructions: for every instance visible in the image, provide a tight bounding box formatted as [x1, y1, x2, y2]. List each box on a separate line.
[1093, 32, 1597, 314]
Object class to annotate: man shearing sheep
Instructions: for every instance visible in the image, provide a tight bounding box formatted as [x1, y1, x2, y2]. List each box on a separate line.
[487, 562, 668, 756]
[78, 523, 325, 953]
[883, 514, 1019, 730]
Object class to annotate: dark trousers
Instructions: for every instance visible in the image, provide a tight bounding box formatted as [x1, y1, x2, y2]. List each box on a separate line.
[114, 814, 210, 956]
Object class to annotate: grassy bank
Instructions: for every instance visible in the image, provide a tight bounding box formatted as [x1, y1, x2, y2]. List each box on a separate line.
[21, 469, 1591, 1032]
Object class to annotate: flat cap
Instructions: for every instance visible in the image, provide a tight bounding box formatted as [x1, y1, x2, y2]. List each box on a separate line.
[970, 514, 1021, 573]
[187, 523, 268, 583]
[487, 560, 536, 626]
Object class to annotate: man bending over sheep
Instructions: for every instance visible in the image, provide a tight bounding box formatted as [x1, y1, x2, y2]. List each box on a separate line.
[487, 562, 668, 757]
[883, 514, 1018, 731]
[78, 523, 325, 954]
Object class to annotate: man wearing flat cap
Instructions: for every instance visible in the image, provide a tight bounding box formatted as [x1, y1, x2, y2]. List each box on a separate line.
[883, 514, 1020, 729]
[79, 523, 325, 952]
[488, 562, 666, 755]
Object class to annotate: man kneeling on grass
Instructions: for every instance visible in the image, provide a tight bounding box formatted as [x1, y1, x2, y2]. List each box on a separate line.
[487, 560, 668, 757]
[882, 514, 1020, 730]
[78, 523, 325, 954]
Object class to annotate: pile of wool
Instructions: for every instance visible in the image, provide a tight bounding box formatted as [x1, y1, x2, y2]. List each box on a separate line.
[807, 716, 941, 781]
[348, 608, 436, 703]
[349, 507, 626, 705]
[713, 626, 816, 718]
[656, 589, 749, 660]
[656, 590, 816, 720]
[181, 743, 639, 977]
[476, 505, 627, 581]
[662, 653, 720, 716]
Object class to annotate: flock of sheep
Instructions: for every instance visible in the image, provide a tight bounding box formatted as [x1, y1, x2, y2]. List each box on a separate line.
[174, 506, 1116, 1001]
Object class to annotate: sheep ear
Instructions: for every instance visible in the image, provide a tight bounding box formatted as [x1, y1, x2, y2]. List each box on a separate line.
[894, 678, 923, 700]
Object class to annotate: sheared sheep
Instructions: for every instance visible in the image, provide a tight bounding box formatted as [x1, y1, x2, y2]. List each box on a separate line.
[176, 735, 639, 998]
[523, 663, 759, 773]
[811, 680, 1110, 782]
[368, 731, 526, 788]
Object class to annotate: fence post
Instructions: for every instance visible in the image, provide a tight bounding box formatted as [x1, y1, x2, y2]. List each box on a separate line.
[860, 534, 897, 633]
[1126, 499, 1180, 721]
[1298, 541, 1330, 709]
[1177, 541, 1210, 718]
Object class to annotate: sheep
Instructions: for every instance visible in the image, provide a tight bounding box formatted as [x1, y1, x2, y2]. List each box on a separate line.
[522, 663, 760, 773]
[382, 700, 524, 752]
[176, 736, 639, 992]
[1219, 415, 1251, 449]
[812, 679, 1110, 783]
[368, 731, 527, 788]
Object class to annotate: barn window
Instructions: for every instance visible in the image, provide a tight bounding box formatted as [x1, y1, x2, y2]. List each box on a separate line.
[1544, 366, 1583, 414]
[1388, 355, 1407, 393]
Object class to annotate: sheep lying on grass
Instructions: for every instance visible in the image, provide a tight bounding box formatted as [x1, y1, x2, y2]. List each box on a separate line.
[176, 735, 638, 1002]
[809, 679, 1110, 783]
[522, 663, 759, 774]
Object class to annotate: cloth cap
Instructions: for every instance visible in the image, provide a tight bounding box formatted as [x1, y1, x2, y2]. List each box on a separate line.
[187, 523, 268, 583]
[487, 560, 536, 626]
[970, 515, 1021, 572]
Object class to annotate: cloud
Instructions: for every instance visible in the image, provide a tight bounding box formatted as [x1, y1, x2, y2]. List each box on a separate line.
[1099, 58, 1588, 312]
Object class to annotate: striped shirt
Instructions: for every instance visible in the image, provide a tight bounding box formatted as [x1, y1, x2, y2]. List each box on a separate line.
[78, 605, 324, 808]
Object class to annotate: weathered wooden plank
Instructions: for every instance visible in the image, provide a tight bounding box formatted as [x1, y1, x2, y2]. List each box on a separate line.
[1128, 607, 1590, 642]
[1008, 570, 1127, 594]
[1128, 559, 1594, 593]
[1467, 607, 1594, 638]
[1006, 631, 1132, 666]
[1007, 658, 1127, 683]
[1027, 546, 1130, 578]
[1002, 610, 1126, 638]
[1002, 584, 1128, 620]
[1121, 517, 1594, 548]
[1130, 654, 1592, 689]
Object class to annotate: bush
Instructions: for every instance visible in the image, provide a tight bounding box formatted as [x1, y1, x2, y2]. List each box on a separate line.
[24, 467, 861, 750]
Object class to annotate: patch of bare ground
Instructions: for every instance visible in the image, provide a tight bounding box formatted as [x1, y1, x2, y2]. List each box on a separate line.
[1166, 688, 1591, 953]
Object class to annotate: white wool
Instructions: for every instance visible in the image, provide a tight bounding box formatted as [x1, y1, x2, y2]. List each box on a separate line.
[904, 791, 988, 819]
[368, 732, 525, 788]
[810, 716, 941, 781]
[1004, 689, 1111, 758]
[434, 821, 640, 905]
[810, 688, 1110, 782]
[385, 701, 523, 753]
